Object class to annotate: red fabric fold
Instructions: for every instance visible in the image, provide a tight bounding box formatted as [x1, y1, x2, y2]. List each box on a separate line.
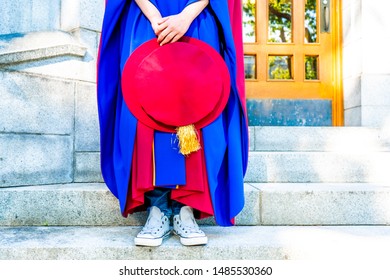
[124, 122, 154, 215]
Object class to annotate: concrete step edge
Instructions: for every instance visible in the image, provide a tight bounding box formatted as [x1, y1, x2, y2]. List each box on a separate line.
[1, 225, 389, 260]
[1, 183, 390, 226]
[245, 151, 390, 183]
[0, 31, 87, 65]
[249, 126, 390, 152]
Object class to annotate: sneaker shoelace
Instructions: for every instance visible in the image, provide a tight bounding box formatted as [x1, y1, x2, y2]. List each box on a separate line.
[140, 215, 166, 235]
[179, 216, 204, 234]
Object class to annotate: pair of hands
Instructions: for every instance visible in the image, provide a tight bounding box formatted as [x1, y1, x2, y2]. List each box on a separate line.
[150, 14, 192, 46]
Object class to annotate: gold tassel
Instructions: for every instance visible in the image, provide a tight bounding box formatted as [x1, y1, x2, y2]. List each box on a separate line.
[176, 124, 201, 156]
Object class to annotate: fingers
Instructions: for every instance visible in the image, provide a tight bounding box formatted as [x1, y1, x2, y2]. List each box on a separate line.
[155, 16, 169, 35]
[157, 16, 169, 25]
[153, 25, 163, 36]
[155, 15, 188, 45]
[150, 17, 165, 36]
[156, 23, 173, 45]
[159, 31, 181, 46]
[170, 34, 182, 43]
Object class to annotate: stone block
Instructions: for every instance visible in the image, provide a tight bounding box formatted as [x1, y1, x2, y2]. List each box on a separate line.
[75, 82, 100, 152]
[61, 0, 104, 32]
[0, 0, 60, 35]
[361, 106, 390, 128]
[79, 0, 105, 32]
[235, 184, 261, 225]
[60, 0, 80, 31]
[258, 183, 390, 225]
[362, 41, 390, 74]
[342, 0, 363, 47]
[0, 71, 74, 135]
[245, 151, 390, 183]
[342, 0, 352, 45]
[248, 126, 254, 151]
[0, 184, 142, 226]
[0, 1, 30, 35]
[344, 107, 362, 126]
[254, 126, 388, 152]
[74, 152, 103, 183]
[362, 1, 390, 40]
[361, 75, 390, 106]
[30, 0, 61, 32]
[380, 120, 390, 147]
[72, 28, 99, 58]
[343, 41, 362, 79]
[0, 134, 73, 187]
[343, 76, 361, 110]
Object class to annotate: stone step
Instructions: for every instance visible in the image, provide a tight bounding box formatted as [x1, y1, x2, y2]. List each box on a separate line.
[0, 31, 87, 66]
[246, 151, 390, 183]
[0, 31, 96, 82]
[249, 126, 390, 152]
[0, 183, 260, 227]
[3, 141, 390, 188]
[1, 183, 390, 226]
[3, 120, 390, 188]
[256, 183, 390, 225]
[1, 225, 389, 260]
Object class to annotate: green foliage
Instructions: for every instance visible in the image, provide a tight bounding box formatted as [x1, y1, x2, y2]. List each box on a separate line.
[269, 56, 292, 79]
[305, 0, 317, 42]
[242, 0, 256, 40]
[268, 0, 292, 43]
[305, 56, 318, 80]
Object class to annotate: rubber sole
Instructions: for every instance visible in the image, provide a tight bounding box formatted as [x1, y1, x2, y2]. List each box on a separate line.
[180, 236, 208, 246]
[134, 231, 170, 247]
[173, 231, 208, 246]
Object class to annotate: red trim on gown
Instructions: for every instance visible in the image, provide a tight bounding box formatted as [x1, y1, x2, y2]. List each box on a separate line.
[124, 122, 214, 218]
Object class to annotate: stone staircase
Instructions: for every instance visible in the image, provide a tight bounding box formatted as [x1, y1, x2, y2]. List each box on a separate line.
[1, 127, 390, 260]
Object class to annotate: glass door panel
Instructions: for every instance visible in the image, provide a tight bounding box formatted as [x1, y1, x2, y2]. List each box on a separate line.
[243, 0, 256, 43]
[268, 0, 293, 43]
[305, 0, 318, 43]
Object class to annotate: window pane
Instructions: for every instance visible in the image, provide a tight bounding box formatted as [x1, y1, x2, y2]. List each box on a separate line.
[269, 55, 293, 79]
[305, 0, 317, 43]
[244, 55, 256, 79]
[243, 0, 256, 43]
[268, 0, 292, 43]
[305, 55, 319, 80]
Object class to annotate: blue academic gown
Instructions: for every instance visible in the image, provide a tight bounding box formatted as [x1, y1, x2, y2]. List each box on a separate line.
[97, 0, 248, 226]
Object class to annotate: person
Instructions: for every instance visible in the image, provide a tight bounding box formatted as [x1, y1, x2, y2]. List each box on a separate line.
[97, 0, 248, 247]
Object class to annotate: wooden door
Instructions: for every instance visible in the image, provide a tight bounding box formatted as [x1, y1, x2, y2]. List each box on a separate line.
[243, 0, 343, 125]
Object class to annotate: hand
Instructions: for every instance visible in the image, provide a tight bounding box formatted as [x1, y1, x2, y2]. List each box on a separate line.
[150, 16, 163, 36]
[156, 14, 192, 46]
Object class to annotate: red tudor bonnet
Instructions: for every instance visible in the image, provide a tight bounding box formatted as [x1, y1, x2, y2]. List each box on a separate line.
[121, 36, 230, 155]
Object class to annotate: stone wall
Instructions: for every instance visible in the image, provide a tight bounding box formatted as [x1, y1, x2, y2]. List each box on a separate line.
[343, 0, 390, 128]
[0, 0, 105, 187]
[0, 0, 61, 35]
[61, 0, 104, 57]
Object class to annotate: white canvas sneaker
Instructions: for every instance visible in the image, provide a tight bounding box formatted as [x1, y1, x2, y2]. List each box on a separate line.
[134, 206, 170, 247]
[173, 206, 208, 246]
